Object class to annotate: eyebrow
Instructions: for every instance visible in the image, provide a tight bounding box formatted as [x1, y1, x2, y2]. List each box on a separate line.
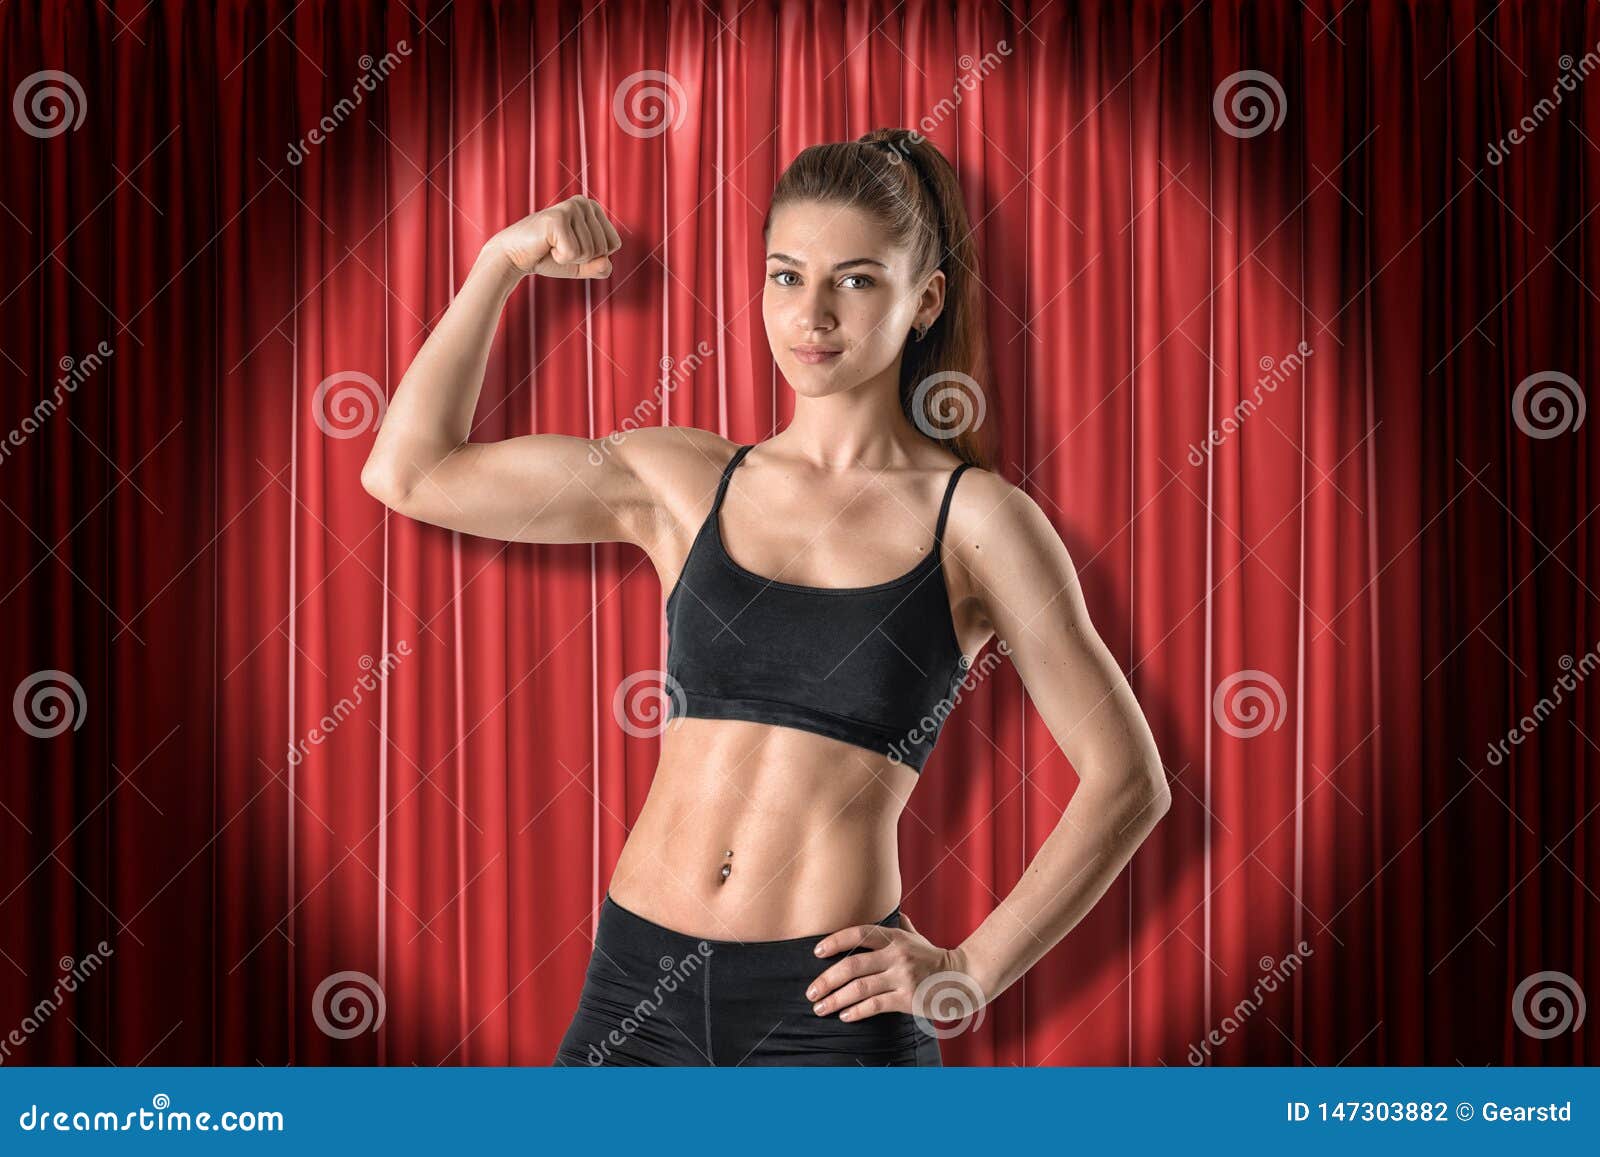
[765, 253, 889, 271]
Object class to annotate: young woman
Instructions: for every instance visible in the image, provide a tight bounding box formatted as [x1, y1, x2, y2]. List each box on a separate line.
[361, 128, 1169, 1066]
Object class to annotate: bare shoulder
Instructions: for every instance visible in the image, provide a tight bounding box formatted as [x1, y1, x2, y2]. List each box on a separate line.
[943, 463, 1056, 560]
[943, 465, 1083, 632]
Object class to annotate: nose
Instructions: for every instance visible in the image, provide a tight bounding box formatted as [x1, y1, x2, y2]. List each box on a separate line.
[794, 285, 836, 334]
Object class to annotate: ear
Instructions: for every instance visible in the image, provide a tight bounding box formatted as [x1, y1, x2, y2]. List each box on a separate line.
[919, 269, 946, 328]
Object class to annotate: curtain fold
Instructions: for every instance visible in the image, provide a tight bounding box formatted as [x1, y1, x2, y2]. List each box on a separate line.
[0, 0, 1594, 1066]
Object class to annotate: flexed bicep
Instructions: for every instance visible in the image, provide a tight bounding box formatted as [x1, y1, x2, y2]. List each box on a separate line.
[376, 431, 655, 545]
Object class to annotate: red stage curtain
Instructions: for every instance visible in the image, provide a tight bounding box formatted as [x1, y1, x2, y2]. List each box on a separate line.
[0, 0, 1596, 1066]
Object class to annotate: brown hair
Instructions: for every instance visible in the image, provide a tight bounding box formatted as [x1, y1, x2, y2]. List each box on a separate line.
[764, 128, 996, 470]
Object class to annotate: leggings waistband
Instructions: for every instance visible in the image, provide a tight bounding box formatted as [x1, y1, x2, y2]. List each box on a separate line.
[601, 890, 900, 955]
[560, 892, 939, 1066]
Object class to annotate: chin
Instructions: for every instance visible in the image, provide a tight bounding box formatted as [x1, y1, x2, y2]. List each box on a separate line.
[783, 364, 859, 397]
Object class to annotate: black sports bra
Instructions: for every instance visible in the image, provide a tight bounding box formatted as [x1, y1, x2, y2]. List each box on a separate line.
[664, 443, 973, 772]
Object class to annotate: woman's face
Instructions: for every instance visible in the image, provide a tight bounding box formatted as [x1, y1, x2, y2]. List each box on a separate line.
[763, 200, 943, 398]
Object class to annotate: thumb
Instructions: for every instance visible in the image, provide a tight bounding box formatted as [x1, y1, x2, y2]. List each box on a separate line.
[578, 256, 612, 279]
[899, 911, 918, 936]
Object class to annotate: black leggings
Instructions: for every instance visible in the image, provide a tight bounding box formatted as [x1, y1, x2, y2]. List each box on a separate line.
[554, 892, 943, 1066]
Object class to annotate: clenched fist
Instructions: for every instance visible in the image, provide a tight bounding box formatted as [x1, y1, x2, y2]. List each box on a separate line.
[491, 195, 621, 279]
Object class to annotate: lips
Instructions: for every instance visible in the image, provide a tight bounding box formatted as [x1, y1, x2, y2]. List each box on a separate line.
[791, 345, 843, 365]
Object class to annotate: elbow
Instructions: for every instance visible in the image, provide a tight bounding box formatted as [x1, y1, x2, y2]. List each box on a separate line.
[360, 457, 412, 510]
[1126, 761, 1171, 826]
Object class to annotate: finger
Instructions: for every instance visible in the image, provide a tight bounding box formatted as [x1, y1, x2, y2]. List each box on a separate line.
[579, 198, 612, 256]
[546, 216, 581, 266]
[804, 942, 891, 1003]
[804, 955, 876, 1003]
[811, 971, 894, 1017]
[812, 921, 894, 960]
[565, 205, 598, 262]
[592, 201, 623, 251]
[898, 912, 918, 936]
[577, 201, 614, 274]
[837, 993, 901, 1022]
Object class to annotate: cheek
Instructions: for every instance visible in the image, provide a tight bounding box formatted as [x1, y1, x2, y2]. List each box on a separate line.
[850, 312, 903, 363]
[856, 295, 906, 339]
[761, 292, 786, 336]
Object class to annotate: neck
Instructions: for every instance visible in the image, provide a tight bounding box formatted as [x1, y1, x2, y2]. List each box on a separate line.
[775, 364, 924, 470]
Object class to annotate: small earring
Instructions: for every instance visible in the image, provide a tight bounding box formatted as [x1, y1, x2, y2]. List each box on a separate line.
[913, 324, 928, 342]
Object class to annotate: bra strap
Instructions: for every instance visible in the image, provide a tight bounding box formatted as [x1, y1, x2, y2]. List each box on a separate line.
[711, 443, 754, 514]
[933, 461, 972, 551]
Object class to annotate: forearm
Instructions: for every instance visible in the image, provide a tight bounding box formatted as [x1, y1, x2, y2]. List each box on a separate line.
[362, 237, 524, 496]
[955, 770, 1170, 1004]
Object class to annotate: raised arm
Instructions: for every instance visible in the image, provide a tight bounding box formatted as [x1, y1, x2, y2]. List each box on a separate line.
[359, 196, 642, 545]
